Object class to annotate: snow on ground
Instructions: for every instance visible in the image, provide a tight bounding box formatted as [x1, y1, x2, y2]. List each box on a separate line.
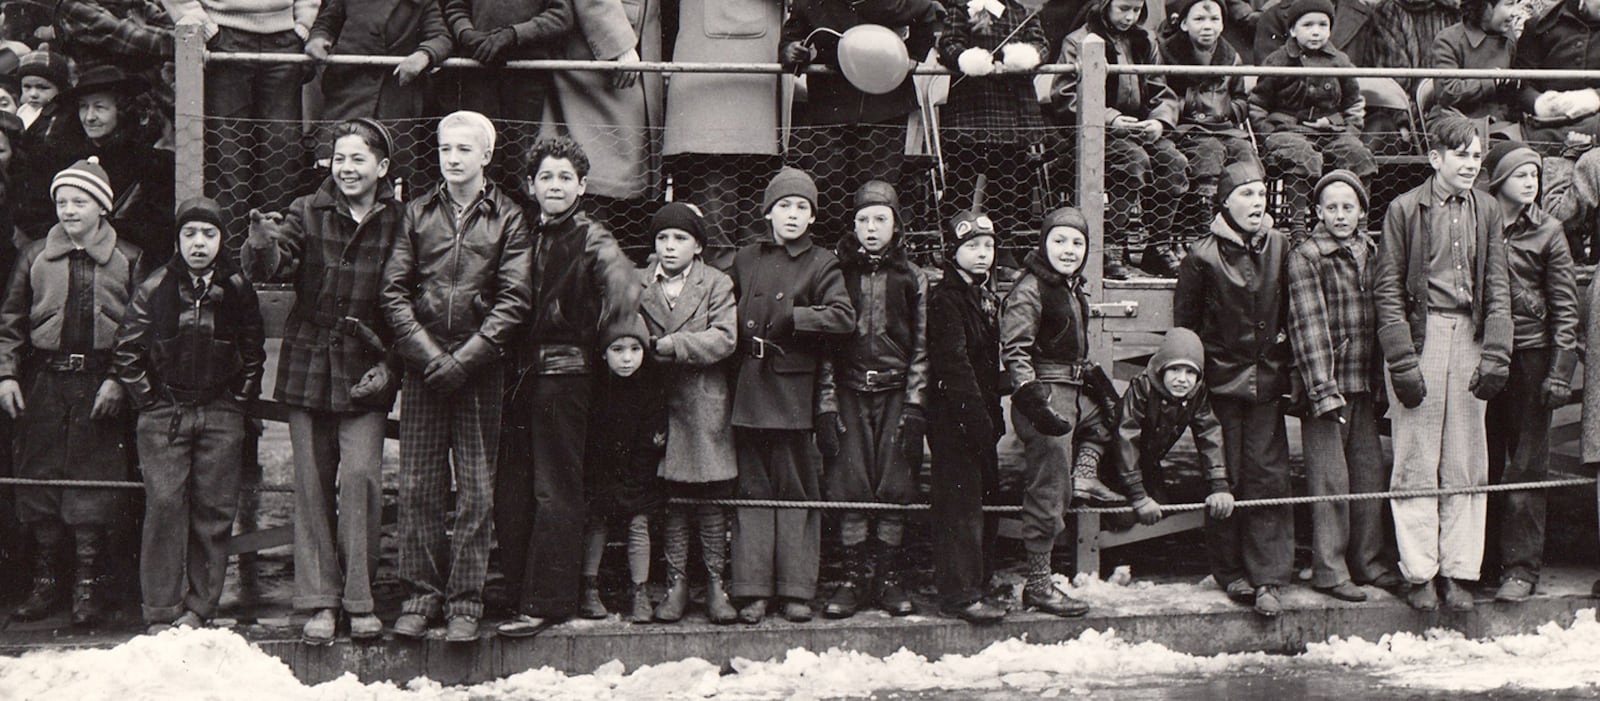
[5, 572, 1600, 700]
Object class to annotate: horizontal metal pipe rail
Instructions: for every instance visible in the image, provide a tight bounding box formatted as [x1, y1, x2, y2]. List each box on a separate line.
[203, 51, 1082, 75]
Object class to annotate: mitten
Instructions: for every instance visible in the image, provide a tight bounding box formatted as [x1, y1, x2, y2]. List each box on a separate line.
[957, 47, 995, 76]
[1469, 365, 1507, 401]
[1543, 349, 1579, 408]
[895, 404, 926, 468]
[999, 43, 1040, 71]
[1389, 357, 1427, 408]
[1013, 381, 1073, 436]
[815, 411, 844, 458]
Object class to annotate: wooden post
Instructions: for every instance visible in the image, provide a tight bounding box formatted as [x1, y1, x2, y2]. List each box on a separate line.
[173, 23, 207, 205]
[1075, 35, 1109, 576]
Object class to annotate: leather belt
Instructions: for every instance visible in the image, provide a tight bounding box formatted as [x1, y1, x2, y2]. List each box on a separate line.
[1034, 360, 1089, 384]
[532, 343, 591, 375]
[38, 351, 112, 374]
[840, 366, 906, 391]
[741, 336, 785, 360]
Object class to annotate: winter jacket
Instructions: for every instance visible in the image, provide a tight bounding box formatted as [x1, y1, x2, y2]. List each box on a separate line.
[380, 183, 533, 375]
[935, 0, 1049, 137]
[112, 256, 266, 409]
[584, 359, 668, 516]
[1430, 22, 1516, 125]
[0, 221, 145, 380]
[1502, 205, 1579, 359]
[1373, 176, 1512, 372]
[728, 234, 856, 430]
[1052, 0, 1179, 127]
[519, 206, 640, 375]
[1286, 224, 1382, 417]
[242, 177, 402, 412]
[1113, 327, 1226, 501]
[817, 238, 929, 412]
[927, 262, 1003, 443]
[53, 0, 174, 73]
[441, 0, 573, 58]
[1365, 0, 1457, 94]
[22, 134, 176, 262]
[639, 259, 739, 484]
[1001, 248, 1090, 387]
[1248, 38, 1366, 135]
[1174, 214, 1293, 403]
[782, 0, 944, 125]
[310, 0, 452, 122]
[1160, 31, 1249, 135]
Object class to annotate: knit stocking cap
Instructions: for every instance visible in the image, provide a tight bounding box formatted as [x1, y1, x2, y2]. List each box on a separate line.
[51, 157, 115, 213]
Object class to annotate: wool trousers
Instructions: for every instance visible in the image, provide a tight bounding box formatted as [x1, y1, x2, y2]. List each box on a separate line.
[927, 398, 999, 609]
[1486, 347, 1553, 585]
[1013, 381, 1111, 555]
[288, 409, 386, 613]
[730, 428, 820, 601]
[496, 374, 592, 618]
[1301, 392, 1395, 588]
[1209, 396, 1293, 588]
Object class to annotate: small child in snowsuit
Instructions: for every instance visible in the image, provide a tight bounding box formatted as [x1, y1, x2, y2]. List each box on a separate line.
[728, 167, 855, 624]
[815, 180, 928, 619]
[0, 157, 146, 626]
[113, 196, 266, 633]
[578, 313, 668, 624]
[1111, 327, 1233, 541]
[1479, 141, 1580, 603]
[927, 210, 1006, 624]
[639, 202, 739, 625]
[16, 49, 68, 141]
[1001, 206, 1120, 618]
[1248, 0, 1376, 241]
[1286, 170, 1399, 602]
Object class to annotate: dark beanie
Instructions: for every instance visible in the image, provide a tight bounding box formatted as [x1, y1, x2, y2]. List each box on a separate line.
[1040, 206, 1089, 248]
[17, 50, 69, 91]
[1480, 140, 1541, 194]
[1312, 169, 1368, 210]
[944, 210, 997, 257]
[650, 201, 707, 244]
[1287, 0, 1335, 27]
[853, 179, 901, 226]
[762, 167, 817, 213]
[1216, 159, 1266, 206]
[1171, 0, 1223, 26]
[175, 196, 227, 233]
[602, 312, 651, 349]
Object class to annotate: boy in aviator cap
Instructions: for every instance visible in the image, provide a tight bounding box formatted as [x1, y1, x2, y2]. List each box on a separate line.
[1001, 205, 1120, 618]
[113, 196, 266, 634]
[727, 166, 855, 624]
[639, 201, 740, 624]
[927, 210, 1005, 624]
[815, 180, 928, 619]
[0, 156, 146, 626]
[1174, 158, 1296, 617]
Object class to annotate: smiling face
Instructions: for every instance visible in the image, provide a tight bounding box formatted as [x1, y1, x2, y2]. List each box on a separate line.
[54, 184, 104, 238]
[1162, 365, 1200, 398]
[1483, 0, 1519, 33]
[767, 196, 815, 243]
[1316, 182, 1363, 239]
[1430, 136, 1484, 193]
[1290, 12, 1331, 51]
[20, 76, 57, 110]
[77, 91, 120, 142]
[1106, 0, 1144, 32]
[655, 227, 702, 275]
[1223, 181, 1269, 234]
[179, 221, 222, 272]
[1498, 162, 1540, 207]
[954, 235, 995, 277]
[605, 336, 644, 377]
[532, 156, 587, 218]
[1043, 226, 1087, 276]
[437, 123, 490, 188]
[1181, 0, 1224, 48]
[331, 133, 390, 201]
[854, 204, 895, 253]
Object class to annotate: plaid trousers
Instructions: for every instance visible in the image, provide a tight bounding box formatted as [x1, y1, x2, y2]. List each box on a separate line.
[397, 367, 504, 619]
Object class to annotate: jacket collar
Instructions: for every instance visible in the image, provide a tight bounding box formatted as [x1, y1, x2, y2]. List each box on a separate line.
[1462, 23, 1491, 48]
[1208, 213, 1249, 248]
[765, 233, 815, 258]
[1022, 248, 1083, 287]
[424, 181, 499, 216]
[1282, 37, 1340, 61]
[1307, 223, 1373, 257]
[837, 234, 909, 272]
[1161, 32, 1235, 67]
[941, 260, 986, 289]
[641, 258, 712, 332]
[310, 176, 397, 213]
[42, 220, 118, 265]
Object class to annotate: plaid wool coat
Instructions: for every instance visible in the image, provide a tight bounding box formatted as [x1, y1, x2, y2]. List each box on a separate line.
[1286, 224, 1382, 417]
[936, 0, 1048, 139]
[241, 178, 402, 413]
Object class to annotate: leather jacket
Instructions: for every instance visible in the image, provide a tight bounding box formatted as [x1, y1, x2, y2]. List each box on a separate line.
[113, 258, 267, 409]
[1504, 205, 1580, 356]
[1174, 214, 1293, 403]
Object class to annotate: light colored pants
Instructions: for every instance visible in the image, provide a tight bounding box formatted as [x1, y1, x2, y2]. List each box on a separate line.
[289, 409, 386, 613]
[1388, 311, 1487, 583]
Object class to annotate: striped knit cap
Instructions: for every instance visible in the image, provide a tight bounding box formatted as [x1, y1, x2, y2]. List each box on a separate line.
[51, 156, 115, 213]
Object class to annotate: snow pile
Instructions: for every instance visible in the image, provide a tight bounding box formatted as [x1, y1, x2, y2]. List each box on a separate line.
[0, 626, 311, 700]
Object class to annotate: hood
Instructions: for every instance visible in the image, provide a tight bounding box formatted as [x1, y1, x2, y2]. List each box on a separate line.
[1146, 327, 1204, 396]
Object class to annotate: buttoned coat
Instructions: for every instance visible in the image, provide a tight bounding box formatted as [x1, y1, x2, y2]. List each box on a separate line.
[639, 260, 739, 483]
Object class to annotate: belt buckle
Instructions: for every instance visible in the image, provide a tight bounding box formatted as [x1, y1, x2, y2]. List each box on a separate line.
[66, 354, 86, 371]
[751, 337, 766, 360]
[864, 369, 881, 385]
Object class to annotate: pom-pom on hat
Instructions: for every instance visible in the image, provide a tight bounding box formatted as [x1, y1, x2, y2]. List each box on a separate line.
[650, 201, 707, 244]
[944, 210, 997, 257]
[175, 196, 226, 233]
[17, 49, 69, 91]
[1312, 169, 1369, 210]
[602, 312, 651, 349]
[1287, 0, 1335, 27]
[763, 167, 817, 213]
[1215, 159, 1266, 206]
[51, 156, 115, 213]
[1480, 139, 1541, 194]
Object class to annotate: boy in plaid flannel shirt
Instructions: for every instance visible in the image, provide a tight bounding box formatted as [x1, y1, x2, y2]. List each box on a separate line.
[1286, 169, 1401, 604]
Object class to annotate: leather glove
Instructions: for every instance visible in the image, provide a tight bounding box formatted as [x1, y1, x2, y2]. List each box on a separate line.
[458, 28, 488, 54]
[1541, 377, 1572, 409]
[815, 411, 845, 458]
[474, 27, 517, 66]
[780, 41, 813, 74]
[1469, 366, 1508, 401]
[349, 362, 394, 402]
[423, 354, 470, 395]
[1013, 381, 1073, 436]
[895, 404, 926, 469]
[1388, 357, 1427, 409]
[1131, 497, 1163, 525]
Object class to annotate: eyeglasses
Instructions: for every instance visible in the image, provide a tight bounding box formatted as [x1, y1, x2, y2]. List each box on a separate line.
[954, 216, 995, 236]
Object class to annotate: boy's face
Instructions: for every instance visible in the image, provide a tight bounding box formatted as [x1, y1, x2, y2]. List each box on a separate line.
[1316, 182, 1363, 239]
[854, 204, 895, 253]
[55, 185, 103, 238]
[1500, 162, 1540, 206]
[332, 133, 390, 201]
[605, 337, 644, 377]
[1483, 0, 1518, 34]
[1429, 136, 1484, 193]
[1043, 226, 1087, 276]
[1162, 365, 1200, 398]
[954, 235, 995, 276]
[767, 196, 815, 243]
[1181, 0, 1225, 48]
[20, 76, 56, 109]
[1289, 13, 1331, 51]
[655, 227, 701, 274]
[437, 124, 490, 188]
[179, 221, 222, 272]
[532, 156, 587, 218]
[1223, 182, 1269, 233]
[1106, 0, 1144, 32]
[77, 92, 119, 142]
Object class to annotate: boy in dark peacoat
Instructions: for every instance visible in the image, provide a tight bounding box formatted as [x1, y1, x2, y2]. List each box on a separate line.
[728, 167, 855, 624]
[114, 196, 266, 633]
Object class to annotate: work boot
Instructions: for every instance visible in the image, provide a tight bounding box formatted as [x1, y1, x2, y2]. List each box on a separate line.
[1023, 551, 1089, 618]
[1253, 585, 1282, 617]
[653, 568, 689, 622]
[1071, 448, 1124, 505]
[823, 544, 867, 619]
[70, 528, 104, 627]
[704, 569, 737, 625]
[1406, 580, 1439, 611]
[1439, 577, 1474, 611]
[578, 576, 608, 619]
[1495, 577, 1535, 603]
[630, 584, 653, 624]
[1138, 242, 1182, 278]
[12, 548, 62, 622]
[872, 543, 915, 616]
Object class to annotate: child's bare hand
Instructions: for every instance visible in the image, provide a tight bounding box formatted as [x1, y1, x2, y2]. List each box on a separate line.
[611, 48, 642, 89]
[394, 51, 432, 86]
[1140, 120, 1163, 142]
[1110, 115, 1141, 133]
[90, 380, 124, 420]
[0, 379, 24, 418]
[304, 35, 332, 63]
[1206, 492, 1235, 520]
[1131, 497, 1163, 525]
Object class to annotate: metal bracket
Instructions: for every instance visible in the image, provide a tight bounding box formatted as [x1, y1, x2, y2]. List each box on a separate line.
[1089, 301, 1139, 318]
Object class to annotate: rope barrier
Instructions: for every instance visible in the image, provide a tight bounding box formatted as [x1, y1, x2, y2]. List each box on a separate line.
[3, 476, 1591, 514]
